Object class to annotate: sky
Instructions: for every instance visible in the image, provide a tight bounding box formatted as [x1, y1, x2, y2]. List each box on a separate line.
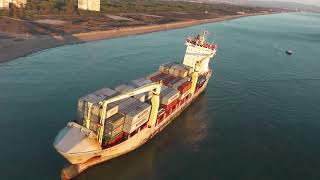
[276, 0, 318, 4]
[241, 0, 320, 6]
[220, 0, 320, 6]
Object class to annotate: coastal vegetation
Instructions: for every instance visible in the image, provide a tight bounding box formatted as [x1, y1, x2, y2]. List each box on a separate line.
[0, 0, 265, 18]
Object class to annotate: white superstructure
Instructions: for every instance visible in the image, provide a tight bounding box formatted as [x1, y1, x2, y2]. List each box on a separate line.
[0, 0, 26, 8]
[78, 0, 100, 11]
[183, 30, 217, 73]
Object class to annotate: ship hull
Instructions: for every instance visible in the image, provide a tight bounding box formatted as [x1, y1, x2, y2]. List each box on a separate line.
[59, 71, 211, 165]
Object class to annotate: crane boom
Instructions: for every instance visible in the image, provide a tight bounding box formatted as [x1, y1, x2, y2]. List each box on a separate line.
[99, 83, 161, 106]
[95, 82, 162, 144]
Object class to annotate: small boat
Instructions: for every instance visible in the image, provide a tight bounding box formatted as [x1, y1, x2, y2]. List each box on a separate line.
[286, 50, 293, 55]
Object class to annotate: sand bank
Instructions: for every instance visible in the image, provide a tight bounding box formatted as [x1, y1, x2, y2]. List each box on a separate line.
[0, 13, 268, 63]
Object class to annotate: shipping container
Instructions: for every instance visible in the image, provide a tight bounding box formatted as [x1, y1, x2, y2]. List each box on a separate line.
[178, 81, 192, 94]
[104, 132, 125, 146]
[179, 64, 193, 75]
[130, 79, 153, 100]
[124, 103, 151, 125]
[178, 68, 188, 78]
[161, 88, 180, 105]
[172, 77, 190, 89]
[162, 76, 176, 86]
[167, 77, 182, 87]
[104, 124, 123, 138]
[111, 97, 139, 110]
[123, 114, 149, 134]
[78, 93, 119, 123]
[159, 62, 176, 73]
[146, 71, 161, 80]
[161, 98, 179, 112]
[180, 89, 191, 100]
[156, 108, 166, 125]
[119, 101, 142, 115]
[105, 113, 125, 131]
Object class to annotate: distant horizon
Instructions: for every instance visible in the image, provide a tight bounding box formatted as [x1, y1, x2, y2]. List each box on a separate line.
[246, 0, 320, 6]
[203, 0, 320, 7]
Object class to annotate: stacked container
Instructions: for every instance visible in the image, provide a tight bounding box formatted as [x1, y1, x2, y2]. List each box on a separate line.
[103, 113, 125, 141]
[131, 78, 153, 100]
[149, 72, 177, 86]
[160, 87, 180, 112]
[77, 88, 119, 127]
[159, 62, 193, 78]
[171, 77, 191, 89]
[178, 81, 192, 100]
[122, 103, 151, 134]
[146, 71, 161, 80]
[115, 84, 146, 102]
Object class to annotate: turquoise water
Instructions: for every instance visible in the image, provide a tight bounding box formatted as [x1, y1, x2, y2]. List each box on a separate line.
[1, 13, 320, 180]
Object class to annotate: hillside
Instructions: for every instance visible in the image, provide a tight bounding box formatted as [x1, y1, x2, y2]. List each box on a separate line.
[0, 0, 271, 35]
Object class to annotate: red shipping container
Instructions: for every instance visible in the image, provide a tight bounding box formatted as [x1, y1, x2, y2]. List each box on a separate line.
[151, 73, 171, 83]
[178, 81, 192, 94]
[150, 73, 168, 82]
[163, 76, 176, 85]
[156, 113, 166, 125]
[161, 98, 178, 112]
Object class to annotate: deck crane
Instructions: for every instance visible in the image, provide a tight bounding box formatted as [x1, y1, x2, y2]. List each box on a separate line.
[190, 53, 214, 95]
[84, 82, 162, 145]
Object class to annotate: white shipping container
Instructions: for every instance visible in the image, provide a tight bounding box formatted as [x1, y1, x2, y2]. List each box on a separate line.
[169, 66, 176, 75]
[179, 64, 193, 74]
[125, 103, 151, 125]
[173, 67, 180, 77]
[161, 89, 180, 105]
[178, 68, 188, 78]
[78, 94, 119, 120]
[86, 103, 118, 118]
[123, 115, 149, 134]
[111, 97, 136, 110]
[119, 100, 142, 115]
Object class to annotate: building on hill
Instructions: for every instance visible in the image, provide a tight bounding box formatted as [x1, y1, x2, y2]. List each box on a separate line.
[0, 0, 26, 8]
[78, 0, 100, 11]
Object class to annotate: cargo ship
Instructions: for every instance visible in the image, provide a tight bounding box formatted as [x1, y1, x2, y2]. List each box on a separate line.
[53, 30, 217, 179]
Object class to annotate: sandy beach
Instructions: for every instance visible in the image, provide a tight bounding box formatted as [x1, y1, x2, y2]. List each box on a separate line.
[0, 13, 268, 63]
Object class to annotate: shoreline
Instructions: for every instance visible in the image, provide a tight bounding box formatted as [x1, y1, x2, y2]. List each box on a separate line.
[0, 13, 270, 63]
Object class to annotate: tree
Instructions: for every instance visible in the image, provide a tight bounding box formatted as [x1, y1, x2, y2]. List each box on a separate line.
[65, 0, 76, 15]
